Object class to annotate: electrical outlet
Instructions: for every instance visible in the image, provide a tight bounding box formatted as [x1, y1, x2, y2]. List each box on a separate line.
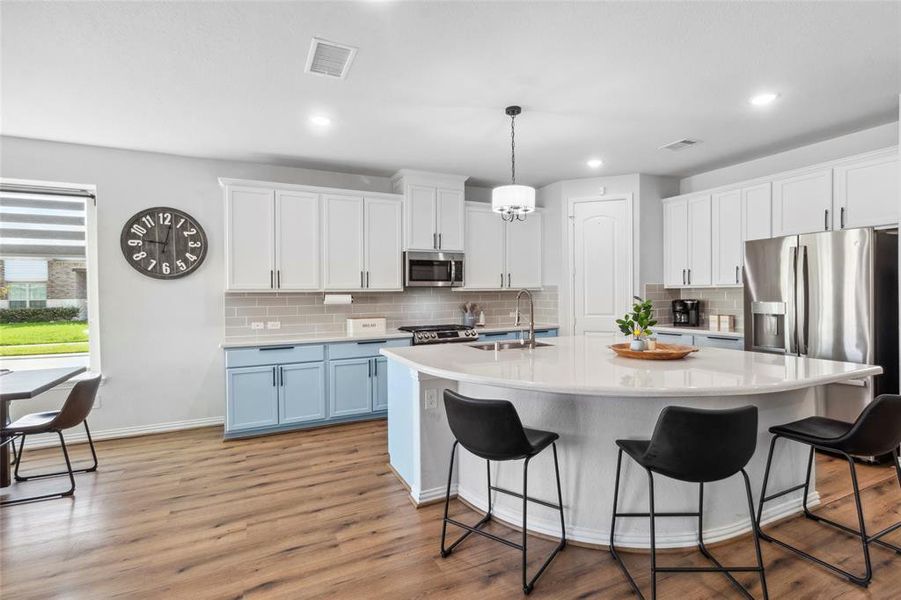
[250, 321, 264, 330]
[266, 321, 281, 330]
[425, 389, 438, 410]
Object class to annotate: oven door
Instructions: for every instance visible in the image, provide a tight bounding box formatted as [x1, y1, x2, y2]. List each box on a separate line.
[405, 252, 465, 287]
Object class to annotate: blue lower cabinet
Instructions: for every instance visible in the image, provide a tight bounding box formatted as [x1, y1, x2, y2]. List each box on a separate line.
[372, 357, 389, 412]
[535, 329, 558, 338]
[329, 357, 373, 418]
[480, 331, 518, 341]
[279, 362, 326, 424]
[227, 365, 279, 431]
[695, 335, 743, 350]
[656, 332, 694, 345]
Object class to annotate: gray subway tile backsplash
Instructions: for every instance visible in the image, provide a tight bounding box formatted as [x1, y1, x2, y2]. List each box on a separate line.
[643, 283, 744, 332]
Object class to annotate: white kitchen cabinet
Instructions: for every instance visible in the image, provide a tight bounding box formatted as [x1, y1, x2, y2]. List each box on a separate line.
[436, 189, 465, 251]
[505, 211, 542, 288]
[322, 193, 365, 290]
[663, 198, 688, 287]
[464, 203, 506, 288]
[742, 183, 772, 242]
[275, 190, 320, 290]
[772, 168, 833, 236]
[834, 150, 899, 229]
[392, 170, 468, 252]
[462, 202, 542, 289]
[686, 195, 712, 286]
[711, 190, 742, 286]
[225, 186, 275, 290]
[364, 195, 403, 290]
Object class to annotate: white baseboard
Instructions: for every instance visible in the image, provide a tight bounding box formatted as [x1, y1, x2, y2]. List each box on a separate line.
[453, 483, 820, 549]
[12, 416, 224, 449]
[412, 483, 457, 505]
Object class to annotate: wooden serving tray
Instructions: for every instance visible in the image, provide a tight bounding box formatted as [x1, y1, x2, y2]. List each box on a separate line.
[609, 342, 699, 360]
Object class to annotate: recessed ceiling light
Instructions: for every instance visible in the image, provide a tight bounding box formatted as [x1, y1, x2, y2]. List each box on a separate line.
[587, 158, 603, 169]
[309, 115, 331, 127]
[749, 92, 779, 106]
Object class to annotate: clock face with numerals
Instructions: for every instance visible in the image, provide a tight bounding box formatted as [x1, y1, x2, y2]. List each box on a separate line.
[120, 207, 207, 279]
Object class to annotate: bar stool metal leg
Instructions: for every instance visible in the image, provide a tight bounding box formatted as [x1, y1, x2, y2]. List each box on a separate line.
[756, 436, 901, 587]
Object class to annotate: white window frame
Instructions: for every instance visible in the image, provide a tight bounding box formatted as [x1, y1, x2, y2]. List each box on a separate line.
[0, 177, 101, 375]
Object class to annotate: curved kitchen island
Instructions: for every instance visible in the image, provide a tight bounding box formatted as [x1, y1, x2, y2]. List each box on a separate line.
[380, 335, 880, 549]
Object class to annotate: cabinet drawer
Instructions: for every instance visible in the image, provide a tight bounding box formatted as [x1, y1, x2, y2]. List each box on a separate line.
[478, 331, 518, 341]
[656, 332, 694, 345]
[225, 344, 325, 368]
[328, 338, 411, 360]
[534, 329, 558, 338]
[696, 335, 743, 350]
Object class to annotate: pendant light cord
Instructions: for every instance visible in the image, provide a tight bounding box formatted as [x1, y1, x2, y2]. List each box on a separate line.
[510, 114, 516, 185]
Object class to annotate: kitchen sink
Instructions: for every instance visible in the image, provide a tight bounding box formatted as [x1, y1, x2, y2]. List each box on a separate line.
[469, 340, 553, 351]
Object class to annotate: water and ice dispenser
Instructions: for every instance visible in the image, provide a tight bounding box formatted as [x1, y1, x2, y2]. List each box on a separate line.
[750, 301, 785, 352]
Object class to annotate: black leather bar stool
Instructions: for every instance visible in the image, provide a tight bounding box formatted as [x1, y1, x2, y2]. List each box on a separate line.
[1, 374, 101, 506]
[440, 390, 566, 595]
[609, 405, 767, 600]
[755, 394, 901, 587]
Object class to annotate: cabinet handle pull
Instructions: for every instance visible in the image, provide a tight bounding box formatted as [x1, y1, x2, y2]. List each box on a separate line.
[270, 270, 274, 288]
[433, 233, 437, 249]
[824, 208, 830, 231]
[735, 265, 739, 285]
[688, 269, 691, 285]
[368, 360, 372, 377]
[438, 233, 442, 249]
[840, 206, 845, 229]
[360, 270, 364, 288]
[500, 273, 504, 287]
[260, 346, 293, 351]
[373, 359, 378, 377]
[272, 367, 276, 387]
[682, 269, 686, 285]
[279, 367, 284, 387]
[708, 335, 740, 341]
[277, 270, 281, 288]
[366, 271, 370, 288]
[507, 273, 511, 287]
[357, 339, 387, 345]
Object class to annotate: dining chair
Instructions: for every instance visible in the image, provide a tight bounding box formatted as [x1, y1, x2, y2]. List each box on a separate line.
[1, 373, 101, 506]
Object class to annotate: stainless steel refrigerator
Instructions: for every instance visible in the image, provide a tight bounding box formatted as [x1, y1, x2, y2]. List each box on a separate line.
[743, 227, 899, 424]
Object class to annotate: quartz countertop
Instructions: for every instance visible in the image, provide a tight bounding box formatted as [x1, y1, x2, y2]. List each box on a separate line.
[655, 325, 744, 338]
[380, 334, 879, 397]
[221, 323, 560, 349]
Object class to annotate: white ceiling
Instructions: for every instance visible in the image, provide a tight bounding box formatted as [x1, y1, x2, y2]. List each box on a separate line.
[2, 1, 899, 187]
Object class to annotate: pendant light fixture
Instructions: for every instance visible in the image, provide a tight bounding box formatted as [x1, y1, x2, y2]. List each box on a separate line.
[492, 105, 535, 222]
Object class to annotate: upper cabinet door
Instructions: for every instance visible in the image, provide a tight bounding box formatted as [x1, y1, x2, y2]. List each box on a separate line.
[405, 185, 437, 251]
[505, 211, 542, 289]
[663, 199, 688, 287]
[275, 191, 320, 290]
[772, 169, 833, 236]
[464, 204, 506, 289]
[226, 186, 275, 290]
[436, 188, 465, 251]
[742, 183, 772, 242]
[711, 190, 742, 286]
[322, 193, 364, 290]
[834, 152, 899, 229]
[364, 196, 403, 290]
[686, 195, 712, 287]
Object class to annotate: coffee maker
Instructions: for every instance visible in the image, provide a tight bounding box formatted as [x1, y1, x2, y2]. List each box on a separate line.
[672, 299, 700, 327]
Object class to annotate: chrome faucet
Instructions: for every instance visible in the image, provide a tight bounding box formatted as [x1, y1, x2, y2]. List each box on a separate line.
[514, 289, 535, 347]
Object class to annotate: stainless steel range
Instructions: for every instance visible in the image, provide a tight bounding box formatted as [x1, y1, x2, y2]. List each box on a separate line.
[398, 324, 479, 345]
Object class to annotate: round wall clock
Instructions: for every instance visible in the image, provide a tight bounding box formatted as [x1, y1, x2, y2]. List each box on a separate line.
[120, 207, 207, 279]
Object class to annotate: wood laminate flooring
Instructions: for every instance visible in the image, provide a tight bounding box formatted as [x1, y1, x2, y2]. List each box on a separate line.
[1, 421, 898, 599]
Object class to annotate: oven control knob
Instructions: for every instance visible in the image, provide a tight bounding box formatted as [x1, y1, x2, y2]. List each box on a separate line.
[430, 332, 437, 339]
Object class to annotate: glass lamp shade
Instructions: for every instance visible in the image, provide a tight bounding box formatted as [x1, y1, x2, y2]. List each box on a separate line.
[491, 184, 536, 216]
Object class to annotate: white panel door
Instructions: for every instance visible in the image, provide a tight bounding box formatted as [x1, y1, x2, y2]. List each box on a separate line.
[226, 186, 274, 290]
[772, 169, 833, 235]
[275, 191, 320, 290]
[572, 199, 630, 336]
[834, 153, 899, 229]
[686, 195, 712, 287]
[463, 203, 506, 289]
[364, 196, 403, 290]
[322, 193, 364, 290]
[405, 184, 437, 250]
[742, 183, 772, 242]
[505, 212, 542, 289]
[711, 190, 742, 286]
[436, 188, 465, 251]
[663, 199, 688, 287]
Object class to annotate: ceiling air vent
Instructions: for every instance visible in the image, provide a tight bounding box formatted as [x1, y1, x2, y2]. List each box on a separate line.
[659, 138, 701, 152]
[305, 37, 357, 79]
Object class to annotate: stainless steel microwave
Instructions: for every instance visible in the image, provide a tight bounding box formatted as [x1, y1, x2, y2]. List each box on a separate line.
[404, 251, 464, 287]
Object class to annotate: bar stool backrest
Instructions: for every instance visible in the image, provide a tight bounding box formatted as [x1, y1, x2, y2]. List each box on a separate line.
[838, 394, 901, 456]
[443, 390, 532, 460]
[47, 374, 101, 431]
[644, 405, 758, 483]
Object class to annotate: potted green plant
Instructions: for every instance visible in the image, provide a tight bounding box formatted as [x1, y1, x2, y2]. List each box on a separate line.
[616, 296, 657, 351]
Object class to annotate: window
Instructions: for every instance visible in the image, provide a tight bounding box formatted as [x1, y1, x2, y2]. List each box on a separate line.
[1, 179, 98, 369]
[8, 282, 47, 308]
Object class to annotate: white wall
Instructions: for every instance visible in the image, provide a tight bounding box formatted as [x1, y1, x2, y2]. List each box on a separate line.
[0, 136, 394, 434]
[679, 122, 898, 193]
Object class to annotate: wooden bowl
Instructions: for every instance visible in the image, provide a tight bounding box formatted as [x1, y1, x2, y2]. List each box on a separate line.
[609, 342, 699, 360]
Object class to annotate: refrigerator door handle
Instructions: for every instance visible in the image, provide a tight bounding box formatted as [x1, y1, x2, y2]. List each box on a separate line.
[798, 245, 810, 355]
[785, 245, 798, 355]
